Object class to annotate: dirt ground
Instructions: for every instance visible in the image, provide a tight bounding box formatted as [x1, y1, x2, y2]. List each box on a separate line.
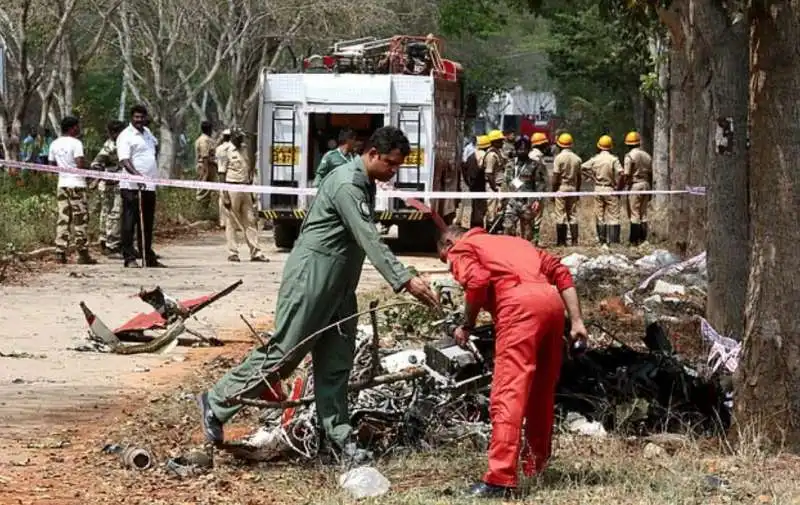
[2, 228, 799, 505]
[0, 230, 441, 503]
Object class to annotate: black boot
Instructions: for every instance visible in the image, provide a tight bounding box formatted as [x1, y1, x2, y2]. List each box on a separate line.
[569, 224, 579, 246]
[609, 224, 621, 244]
[597, 224, 607, 244]
[556, 224, 568, 246]
[629, 223, 641, 246]
[467, 481, 515, 499]
[77, 249, 98, 265]
[197, 393, 224, 445]
[641, 222, 649, 243]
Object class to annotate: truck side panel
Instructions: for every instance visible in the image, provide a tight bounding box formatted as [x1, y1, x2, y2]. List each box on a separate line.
[259, 76, 308, 210]
[433, 78, 461, 220]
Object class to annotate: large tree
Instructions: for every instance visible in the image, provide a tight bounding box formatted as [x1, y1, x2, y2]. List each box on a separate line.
[735, 0, 800, 452]
[0, 0, 76, 149]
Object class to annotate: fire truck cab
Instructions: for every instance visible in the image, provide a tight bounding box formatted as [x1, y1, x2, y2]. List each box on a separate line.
[255, 35, 472, 249]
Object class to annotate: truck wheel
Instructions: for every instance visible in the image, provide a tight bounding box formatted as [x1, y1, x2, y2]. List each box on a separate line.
[273, 221, 300, 249]
[396, 221, 437, 253]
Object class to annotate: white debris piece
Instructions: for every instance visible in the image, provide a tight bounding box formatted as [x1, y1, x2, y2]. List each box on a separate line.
[560, 253, 589, 275]
[356, 324, 373, 339]
[380, 349, 426, 374]
[339, 466, 391, 499]
[565, 412, 607, 437]
[634, 250, 681, 271]
[239, 426, 290, 461]
[643, 294, 663, 307]
[652, 280, 686, 296]
[577, 254, 635, 279]
[700, 317, 741, 373]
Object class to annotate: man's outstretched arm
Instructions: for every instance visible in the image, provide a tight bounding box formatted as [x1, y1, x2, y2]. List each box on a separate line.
[333, 183, 439, 308]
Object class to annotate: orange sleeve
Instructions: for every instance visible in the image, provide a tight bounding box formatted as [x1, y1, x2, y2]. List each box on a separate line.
[538, 249, 574, 292]
[448, 244, 491, 309]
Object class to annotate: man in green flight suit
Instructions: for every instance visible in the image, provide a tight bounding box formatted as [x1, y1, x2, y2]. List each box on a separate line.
[314, 128, 357, 186]
[198, 126, 440, 461]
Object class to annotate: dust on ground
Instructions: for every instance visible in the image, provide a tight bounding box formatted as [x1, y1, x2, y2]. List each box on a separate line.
[3, 228, 797, 504]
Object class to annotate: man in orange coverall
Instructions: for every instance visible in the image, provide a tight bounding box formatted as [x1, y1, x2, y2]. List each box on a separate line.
[437, 225, 589, 498]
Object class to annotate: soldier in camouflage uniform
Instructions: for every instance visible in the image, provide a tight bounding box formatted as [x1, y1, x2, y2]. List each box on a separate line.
[502, 135, 537, 241]
[50, 116, 96, 265]
[91, 120, 126, 256]
[527, 133, 551, 244]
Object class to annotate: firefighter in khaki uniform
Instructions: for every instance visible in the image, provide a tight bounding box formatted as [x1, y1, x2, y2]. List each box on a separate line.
[551, 133, 582, 246]
[483, 130, 506, 228]
[220, 129, 268, 262]
[621, 131, 653, 245]
[582, 135, 623, 244]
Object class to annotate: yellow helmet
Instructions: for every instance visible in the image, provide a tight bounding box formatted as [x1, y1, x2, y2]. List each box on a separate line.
[624, 131, 641, 146]
[531, 132, 549, 146]
[476, 135, 490, 149]
[597, 135, 613, 150]
[486, 129, 505, 144]
[556, 132, 573, 148]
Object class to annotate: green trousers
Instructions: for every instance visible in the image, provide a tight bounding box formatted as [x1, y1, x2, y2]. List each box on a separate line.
[208, 246, 359, 447]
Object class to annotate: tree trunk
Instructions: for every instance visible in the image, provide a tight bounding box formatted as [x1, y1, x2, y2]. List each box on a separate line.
[735, 0, 800, 452]
[652, 34, 671, 213]
[157, 117, 181, 178]
[667, 0, 712, 256]
[695, 4, 750, 341]
[118, 72, 128, 121]
[667, 25, 692, 254]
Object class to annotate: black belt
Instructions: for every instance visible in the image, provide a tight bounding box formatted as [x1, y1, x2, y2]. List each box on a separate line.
[224, 180, 252, 185]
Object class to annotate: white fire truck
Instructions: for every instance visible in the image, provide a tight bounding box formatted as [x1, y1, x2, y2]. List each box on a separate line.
[253, 35, 474, 249]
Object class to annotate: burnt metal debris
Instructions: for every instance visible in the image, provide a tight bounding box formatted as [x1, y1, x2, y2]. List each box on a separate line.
[73, 281, 242, 354]
[221, 287, 732, 464]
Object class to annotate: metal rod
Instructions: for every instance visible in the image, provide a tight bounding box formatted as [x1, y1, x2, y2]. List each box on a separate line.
[240, 314, 267, 346]
[232, 368, 427, 410]
[368, 300, 381, 379]
[220, 300, 424, 405]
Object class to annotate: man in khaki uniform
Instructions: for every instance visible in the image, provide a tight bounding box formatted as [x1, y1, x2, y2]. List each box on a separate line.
[91, 120, 125, 257]
[581, 135, 622, 244]
[215, 129, 233, 227]
[551, 133, 582, 246]
[621, 131, 653, 245]
[195, 121, 217, 203]
[220, 129, 268, 263]
[458, 135, 490, 228]
[483, 129, 506, 229]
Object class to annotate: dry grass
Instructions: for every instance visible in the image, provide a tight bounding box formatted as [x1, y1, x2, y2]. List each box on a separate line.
[0, 172, 218, 253]
[5, 290, 799, 504]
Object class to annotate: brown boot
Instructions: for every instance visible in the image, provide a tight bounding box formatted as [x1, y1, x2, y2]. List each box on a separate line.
[77, 250, 97, 265]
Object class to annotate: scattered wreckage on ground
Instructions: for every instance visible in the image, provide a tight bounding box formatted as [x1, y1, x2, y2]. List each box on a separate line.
[213, 253, 735, 464]
[74, 280, 242, 354]
[74, 251, 737, 469]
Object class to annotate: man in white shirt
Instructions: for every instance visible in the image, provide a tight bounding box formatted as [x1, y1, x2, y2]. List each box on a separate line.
[117, 104, 165, 268]
[50, 116, 97, 265]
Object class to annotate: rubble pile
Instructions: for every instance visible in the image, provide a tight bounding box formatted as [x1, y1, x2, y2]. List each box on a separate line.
[557, 319, 732, 436]
[227, 325, 493, 462]
[226, 251, 732, 462]
[623, 252, 708, 320]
